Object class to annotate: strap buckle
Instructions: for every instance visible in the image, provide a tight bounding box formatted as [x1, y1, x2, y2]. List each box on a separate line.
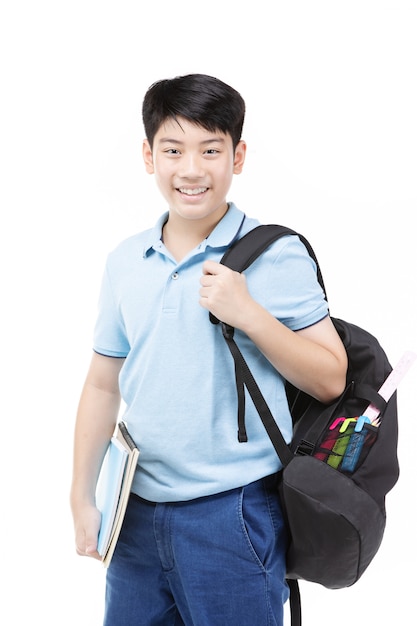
[294, 439, 314, 456]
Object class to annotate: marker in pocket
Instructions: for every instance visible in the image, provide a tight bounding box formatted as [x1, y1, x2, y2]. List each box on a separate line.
[327, 423, 356, 469]
[314, 427, 340, 461]
[341, 421, 378, 473]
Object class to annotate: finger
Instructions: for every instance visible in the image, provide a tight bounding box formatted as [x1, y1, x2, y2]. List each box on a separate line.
[199, 274, 214, 287]
[75, 524, 98, 556]
[202, 260, 224, 275]
[84, 528, 99, 556]
[85, 546, 101, 560]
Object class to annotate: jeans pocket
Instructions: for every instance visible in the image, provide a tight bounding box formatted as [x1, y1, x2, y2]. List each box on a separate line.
[238, 477, 284, 571]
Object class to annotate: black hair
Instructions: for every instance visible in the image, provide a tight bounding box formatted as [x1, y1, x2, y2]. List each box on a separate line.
[142, 74, 245, 150]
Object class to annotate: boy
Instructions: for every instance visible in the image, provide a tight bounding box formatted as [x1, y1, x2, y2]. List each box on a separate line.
[70, 74, 347, 626]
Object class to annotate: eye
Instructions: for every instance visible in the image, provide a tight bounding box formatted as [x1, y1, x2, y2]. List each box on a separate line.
[204, 148, 219, 155]
[165, 148, 181, 155]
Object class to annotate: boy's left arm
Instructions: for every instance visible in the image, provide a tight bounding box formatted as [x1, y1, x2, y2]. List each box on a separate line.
[199, 261, 347, 404]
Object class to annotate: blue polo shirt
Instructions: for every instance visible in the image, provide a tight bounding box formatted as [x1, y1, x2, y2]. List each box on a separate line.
[93, 203, 328, 502]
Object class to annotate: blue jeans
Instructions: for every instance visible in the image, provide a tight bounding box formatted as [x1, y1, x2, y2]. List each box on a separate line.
[104, 474, 289, 625]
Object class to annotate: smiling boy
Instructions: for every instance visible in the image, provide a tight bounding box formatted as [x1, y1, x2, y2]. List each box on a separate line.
[70, 74, 347, 626]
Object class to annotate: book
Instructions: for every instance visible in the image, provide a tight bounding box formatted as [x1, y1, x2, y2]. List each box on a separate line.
[95, 421, 140, 567]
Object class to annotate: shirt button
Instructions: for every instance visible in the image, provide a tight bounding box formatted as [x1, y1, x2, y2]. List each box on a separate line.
[172, 272, 179, 280]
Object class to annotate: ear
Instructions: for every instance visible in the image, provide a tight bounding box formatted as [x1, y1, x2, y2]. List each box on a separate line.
[142, 139, 154, 174]
[233, 140, 246, 174]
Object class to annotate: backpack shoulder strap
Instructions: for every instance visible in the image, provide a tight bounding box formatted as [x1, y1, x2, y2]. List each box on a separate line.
[221, 224, 297, 271]
[218, 225, 313, 626]
[220, 224, 327, 297]
[215, 224, 313, 626]
[210, 222, 328, 464]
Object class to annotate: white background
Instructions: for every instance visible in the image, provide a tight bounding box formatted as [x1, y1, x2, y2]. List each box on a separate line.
[1, 1, 416, 624]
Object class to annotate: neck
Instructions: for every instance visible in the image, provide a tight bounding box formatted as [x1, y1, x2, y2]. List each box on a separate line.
[162, 205, 228, 261]
[161, 223, 206, 262]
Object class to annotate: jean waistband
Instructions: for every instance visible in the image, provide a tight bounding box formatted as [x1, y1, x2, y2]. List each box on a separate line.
[130, 472, 280, 507]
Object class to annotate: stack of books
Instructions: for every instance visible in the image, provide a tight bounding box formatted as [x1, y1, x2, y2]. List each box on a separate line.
[95, 421, 140, 567]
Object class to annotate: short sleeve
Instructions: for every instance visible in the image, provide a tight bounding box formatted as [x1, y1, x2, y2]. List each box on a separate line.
[256, 235, 329, 331]
[93, 263, 130, 357]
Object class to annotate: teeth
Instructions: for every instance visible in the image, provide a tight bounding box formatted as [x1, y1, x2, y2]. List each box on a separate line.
[179, 187, 207, 195]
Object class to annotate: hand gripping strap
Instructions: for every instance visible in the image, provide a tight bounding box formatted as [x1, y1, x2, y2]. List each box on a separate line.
[210, 225, 327, 328]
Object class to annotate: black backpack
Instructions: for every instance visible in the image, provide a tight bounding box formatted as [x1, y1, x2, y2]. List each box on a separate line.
[210, 224, 400, 626]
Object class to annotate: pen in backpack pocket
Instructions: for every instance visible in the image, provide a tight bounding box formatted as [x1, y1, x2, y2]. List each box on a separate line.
[340, 417, 375, 473]
[314, 417, 356, 461]
[313, 427, 340, 461]
[327, 422, 356, 469]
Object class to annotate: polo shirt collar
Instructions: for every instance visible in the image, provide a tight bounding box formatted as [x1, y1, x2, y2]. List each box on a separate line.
[142, 203, 246, 258]
[205, 203, 246, 250]
[142, 212, 169, 257]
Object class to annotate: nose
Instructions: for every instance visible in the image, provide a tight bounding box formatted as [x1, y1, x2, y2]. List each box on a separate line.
[178, 153, 204, 178]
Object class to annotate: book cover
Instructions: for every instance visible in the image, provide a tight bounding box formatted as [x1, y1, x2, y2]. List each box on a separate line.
[95, 421, 140, 567]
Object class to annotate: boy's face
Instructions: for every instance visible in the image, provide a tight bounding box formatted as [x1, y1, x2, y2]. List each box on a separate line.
[143, 117, 246, 226]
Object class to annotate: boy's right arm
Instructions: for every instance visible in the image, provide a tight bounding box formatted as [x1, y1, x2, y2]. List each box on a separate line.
[70, 352, 125, 559]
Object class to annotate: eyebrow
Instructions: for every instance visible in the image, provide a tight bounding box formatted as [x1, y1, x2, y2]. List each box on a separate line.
[158, 137, 226, 146]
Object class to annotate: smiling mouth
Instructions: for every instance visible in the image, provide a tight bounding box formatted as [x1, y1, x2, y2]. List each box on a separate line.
[177, 187, 208, 196]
